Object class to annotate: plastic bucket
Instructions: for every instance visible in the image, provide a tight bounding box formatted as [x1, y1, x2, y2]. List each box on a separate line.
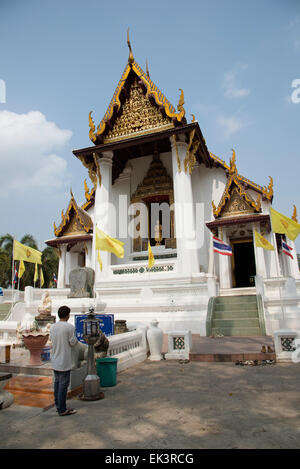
[41, 345, 51, 361]
[96, 357, 118, 387]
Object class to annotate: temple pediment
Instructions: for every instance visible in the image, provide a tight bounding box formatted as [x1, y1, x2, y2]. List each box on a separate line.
[54, 192, 93, 237]
[212, 150, 262, 219]
[88, 37, 187, 145]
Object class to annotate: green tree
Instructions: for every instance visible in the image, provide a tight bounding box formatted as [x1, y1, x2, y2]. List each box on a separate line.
[41, 246, 59, 288]
[0, 234, 14, 287]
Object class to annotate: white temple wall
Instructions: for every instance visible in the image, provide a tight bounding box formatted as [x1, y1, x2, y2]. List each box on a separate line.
[191, 165, 227, 273]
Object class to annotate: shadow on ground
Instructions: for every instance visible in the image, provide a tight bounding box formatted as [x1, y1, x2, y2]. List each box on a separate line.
[0, 361, 299, 449]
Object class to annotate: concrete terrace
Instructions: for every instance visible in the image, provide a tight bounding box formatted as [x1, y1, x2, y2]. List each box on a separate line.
[0, 359, 299, 449]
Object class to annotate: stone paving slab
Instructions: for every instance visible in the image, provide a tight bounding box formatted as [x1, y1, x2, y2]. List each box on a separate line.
[0, 360, 299, 449]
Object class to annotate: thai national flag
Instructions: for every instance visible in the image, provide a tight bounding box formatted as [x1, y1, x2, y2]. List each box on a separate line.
[53, 273, 57, 286]
[282, 241, 293, 259]
[213, 236, 232, 256]
[13, 264, 18, 284]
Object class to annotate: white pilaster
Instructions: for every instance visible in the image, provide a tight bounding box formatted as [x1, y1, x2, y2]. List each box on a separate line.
[252, 223, 267, 278]
[287, 239, 300, 279]
[57, 244, 67, 288]
[170, 135, 199, 277]
[93, 151, 113, 281]
[218, 228, 231, 288]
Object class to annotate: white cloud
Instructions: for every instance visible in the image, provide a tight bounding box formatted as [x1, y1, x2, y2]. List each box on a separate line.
[223, 64, 250, 99]
[216, 115, 245, 138]
[0, 110, 72, 196]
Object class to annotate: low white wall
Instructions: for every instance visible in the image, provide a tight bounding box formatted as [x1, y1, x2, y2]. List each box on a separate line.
[107, 327, 148, 372]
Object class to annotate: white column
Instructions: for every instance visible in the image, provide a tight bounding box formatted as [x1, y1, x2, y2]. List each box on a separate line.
[287, 239, 300, 279]
[114, 163, 132, 262]
[57, 244, 67, 288]
[252, 223, 267, 278]
[170, 135, 199, 277]
[93, 151, 113, 282]
[218, 227, 231, 288]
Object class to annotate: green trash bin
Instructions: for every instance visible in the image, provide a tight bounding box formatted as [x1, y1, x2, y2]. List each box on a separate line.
[96, 357, 118, 387]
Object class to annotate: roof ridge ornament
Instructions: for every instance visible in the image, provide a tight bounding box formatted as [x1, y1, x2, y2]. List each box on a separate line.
[127, 28, 134, 65]
[229, 149, 237, 175]
[292, 204, 298, 223]
[146, 58, 150, 77]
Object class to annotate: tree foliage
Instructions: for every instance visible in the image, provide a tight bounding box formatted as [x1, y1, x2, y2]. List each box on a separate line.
[0, 233, 58, 290]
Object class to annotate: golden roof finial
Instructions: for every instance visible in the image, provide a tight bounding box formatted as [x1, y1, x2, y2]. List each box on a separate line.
[292, 204, 298, 222]
[88, 111, 96, 143]
[70, 187, 74, 199]
[229, 148, 237, 175]
[127, 28, 134, 64]
[146, 58, 150, 77]
[191, 114, 196, 123]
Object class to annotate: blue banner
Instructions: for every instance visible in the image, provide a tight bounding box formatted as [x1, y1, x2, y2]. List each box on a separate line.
[75, 314, 114, 344]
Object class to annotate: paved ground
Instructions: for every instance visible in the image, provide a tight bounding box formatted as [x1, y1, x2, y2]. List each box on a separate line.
[0, 360, 299, 449]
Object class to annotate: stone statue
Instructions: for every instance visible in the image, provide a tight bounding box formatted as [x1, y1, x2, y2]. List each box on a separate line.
[94, 331, 109, 358]
[37, 291, 52, 318]
[35, 291, 56, 326]
[68, 267, 95, 299]
[154, 219, 162, 246]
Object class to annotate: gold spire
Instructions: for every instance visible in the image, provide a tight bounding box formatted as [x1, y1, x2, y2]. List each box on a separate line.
[292, 204, 298, 222]
[229, 149, 237, 175]
[127, 28, 134, 64]
[88, 111, 96, 143]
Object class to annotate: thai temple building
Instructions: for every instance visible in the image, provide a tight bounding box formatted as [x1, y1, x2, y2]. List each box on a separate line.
[45, 36, 300, 337]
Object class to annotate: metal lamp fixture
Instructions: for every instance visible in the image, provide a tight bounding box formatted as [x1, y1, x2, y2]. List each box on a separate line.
[80, 306, 104, 401]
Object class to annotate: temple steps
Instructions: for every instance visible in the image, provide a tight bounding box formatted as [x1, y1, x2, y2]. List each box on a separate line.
[208, 294, 265, 337]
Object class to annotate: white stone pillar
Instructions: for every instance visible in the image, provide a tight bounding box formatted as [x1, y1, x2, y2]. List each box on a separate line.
[114, 163, 132, 262]
[93, 151, 113, 282]
[218, 227, 231, 288]
[287, 239, 300, 279]
[170, 135, 199, 277]
[57, 244, 67, 288]
[252, 223, 267, 278]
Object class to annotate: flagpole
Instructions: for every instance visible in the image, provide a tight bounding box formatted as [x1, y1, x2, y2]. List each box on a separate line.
[17, 261, 20, 292]
[11, 237, 15, 304]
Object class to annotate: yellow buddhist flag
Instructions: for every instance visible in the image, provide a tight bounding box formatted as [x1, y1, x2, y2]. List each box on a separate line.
[40, 267, 44, 287]
[13, 240, 42, 265]
[95, 228, 124, 259]
[254, 230, 274, 251]
[34, 263, 38, 283]
[18, 260, 25, 278]
[270, 207, 300, 241]
[148, 242, 155, 268]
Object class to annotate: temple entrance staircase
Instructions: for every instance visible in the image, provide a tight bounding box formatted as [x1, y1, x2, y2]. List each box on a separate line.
[206, 290, 266, 337]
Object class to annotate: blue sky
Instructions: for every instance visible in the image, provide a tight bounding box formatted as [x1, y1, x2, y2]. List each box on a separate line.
[0, 0, 300, 251]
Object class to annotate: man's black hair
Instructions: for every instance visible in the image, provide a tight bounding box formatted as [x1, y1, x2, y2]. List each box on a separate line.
[58, 305, 71, 319]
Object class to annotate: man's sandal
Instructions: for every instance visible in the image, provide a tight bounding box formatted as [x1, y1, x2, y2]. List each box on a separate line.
[59, 409, 77, 416]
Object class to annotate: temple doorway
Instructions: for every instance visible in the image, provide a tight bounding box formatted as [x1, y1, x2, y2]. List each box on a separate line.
[232, 239, 256, 288]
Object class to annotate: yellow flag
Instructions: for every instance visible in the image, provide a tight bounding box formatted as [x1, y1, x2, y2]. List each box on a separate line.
[148, 242, 155, 268]
[14, 240, 42, 264]
[18, 260, 25, 279]
[34, 263, 38, 283]
[40, 267, 44, 287]
[95, 228, 124, 258]
[254, 230, 274, 250]
[270, 207, 300, 241]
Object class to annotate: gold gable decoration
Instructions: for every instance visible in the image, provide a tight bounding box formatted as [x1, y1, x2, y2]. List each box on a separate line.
[54, 192, 93, 237]
[212, 149, 262, 218]
[104, 77, 173, 143]
[209, 151, 274, 201]
[89, 33, 187, 145]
